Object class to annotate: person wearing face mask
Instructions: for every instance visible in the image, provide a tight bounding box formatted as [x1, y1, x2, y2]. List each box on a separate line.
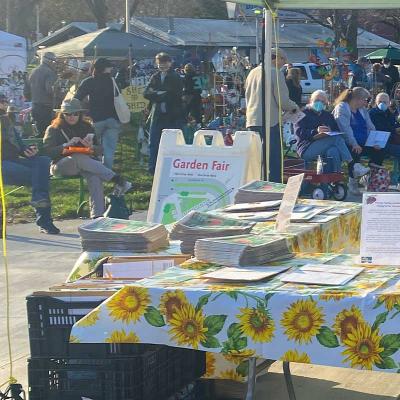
[75, 58, 121, 169]
[381, 58, 399, 95]
[333, 87, 384, 195]
[144, 53, 183, 175]
[295, 90, 353, 173]
[370, 92, 400, 159]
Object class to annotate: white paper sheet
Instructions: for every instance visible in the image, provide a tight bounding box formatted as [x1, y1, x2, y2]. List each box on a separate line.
[365, 130, 391, 148]
[203, 266, 290, 282]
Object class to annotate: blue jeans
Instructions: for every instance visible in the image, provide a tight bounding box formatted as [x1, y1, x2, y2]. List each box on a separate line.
[94, 118, 121, 169]
[248, 124, 282, 182]
[2, 156, 53, 226]
[302, 136, 353, 172]
[148, 117, 182, 174]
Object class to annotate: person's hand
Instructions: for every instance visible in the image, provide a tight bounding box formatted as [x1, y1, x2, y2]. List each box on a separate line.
[24, 145, 38, 158]
[80, 137, 92, 148]
[352, 144, 363, 154]
[66, 137, 82, 146]
[317, 125, 330, 134]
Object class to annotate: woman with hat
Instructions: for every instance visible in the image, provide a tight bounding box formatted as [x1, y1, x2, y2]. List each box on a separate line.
[43, 98, 131, 219]
[1, 104, 60, 234]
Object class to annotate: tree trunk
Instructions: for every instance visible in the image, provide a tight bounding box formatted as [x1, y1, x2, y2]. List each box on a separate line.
[85, 0, 108, 29]
[347, 10, 359, 59]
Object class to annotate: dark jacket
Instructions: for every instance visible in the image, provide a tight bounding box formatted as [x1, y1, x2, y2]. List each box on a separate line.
[75, 74, 118, 122]
[1, 115, 27, 161]
[381, 64, 399, 91]
[144, 69, 183, 124]
[295, 108, 339, 156]
[24, 62, 57, 105]
[285, 78, 302, 106]
[369, 107, 400, 144]
[42, 120, 102, 163]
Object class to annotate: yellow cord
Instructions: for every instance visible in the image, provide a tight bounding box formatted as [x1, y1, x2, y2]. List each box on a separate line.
[0, 119, 17, 385]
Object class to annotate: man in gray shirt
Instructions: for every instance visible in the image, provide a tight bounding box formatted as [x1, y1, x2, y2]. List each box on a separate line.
[24, 52, 57, 136]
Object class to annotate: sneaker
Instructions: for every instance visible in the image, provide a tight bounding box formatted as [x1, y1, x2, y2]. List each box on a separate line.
[353, 163, 370, 178]
[359, 174, 370, 189]
[113, 180, 132, 197]
[348, 177, 361, 195]
[39, 222, 60, 235]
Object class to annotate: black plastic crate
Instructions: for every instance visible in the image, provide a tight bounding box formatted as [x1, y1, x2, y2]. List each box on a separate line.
[28, 348, 205, 400]
[27, 295, 104, 358]
[28, 349, 168, 400]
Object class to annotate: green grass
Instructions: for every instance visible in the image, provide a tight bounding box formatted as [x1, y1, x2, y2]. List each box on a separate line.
[3, 114, 153, 222]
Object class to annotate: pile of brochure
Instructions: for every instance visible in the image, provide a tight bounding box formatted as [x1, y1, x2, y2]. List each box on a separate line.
[170, 211, 255, 254]
[194, 233, 292, 267]
[78, 217, 169, 252]
[235, 181, 286, 203]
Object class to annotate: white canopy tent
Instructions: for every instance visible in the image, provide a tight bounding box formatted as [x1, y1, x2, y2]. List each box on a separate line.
[225, 0, 400, 181]
[0, 30, 27, 77]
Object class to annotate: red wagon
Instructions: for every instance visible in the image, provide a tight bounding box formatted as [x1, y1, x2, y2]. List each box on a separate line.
[283, 159, 348, 201]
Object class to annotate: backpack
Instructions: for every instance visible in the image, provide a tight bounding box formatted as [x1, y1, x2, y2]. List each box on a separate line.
[367, 165, 390, 192]
[103, 194, 131, 219]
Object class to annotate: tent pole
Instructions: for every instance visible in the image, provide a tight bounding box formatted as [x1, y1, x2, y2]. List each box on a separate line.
[126, 0, 131, 33]
[263, 9, 273, 181]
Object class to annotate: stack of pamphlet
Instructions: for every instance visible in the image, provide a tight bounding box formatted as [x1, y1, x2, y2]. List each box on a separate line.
[78, 217, 169, 252]
[194, 234, 292, 267]
[235, 181, 286, 203]
[170, 211, 255, 254]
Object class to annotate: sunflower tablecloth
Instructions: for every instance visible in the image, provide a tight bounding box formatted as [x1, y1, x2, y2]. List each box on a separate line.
[67, 200, 361, 283]
[70, 254, 400, 381]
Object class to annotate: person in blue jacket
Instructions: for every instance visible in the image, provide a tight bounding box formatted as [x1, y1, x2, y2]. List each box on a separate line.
[295, 90, 355, 173]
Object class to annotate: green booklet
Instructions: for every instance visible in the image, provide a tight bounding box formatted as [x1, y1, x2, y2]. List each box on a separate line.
[79, 217, 163, 234]
[175, 211, 255, 230]
[239, 181, 286, 193]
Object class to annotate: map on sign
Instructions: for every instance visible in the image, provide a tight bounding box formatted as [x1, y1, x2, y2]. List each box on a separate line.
[153, 156, 245, 224]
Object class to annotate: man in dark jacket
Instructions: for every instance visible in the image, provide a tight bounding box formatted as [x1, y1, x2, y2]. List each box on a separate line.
[1, 104, 59, 234]
[24, 52, 57, 136]
[144, 53, 183, 174]
[381, 58, 400, 95]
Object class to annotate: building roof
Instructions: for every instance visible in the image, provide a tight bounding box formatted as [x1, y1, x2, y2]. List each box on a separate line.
[34, 17, 400, 51]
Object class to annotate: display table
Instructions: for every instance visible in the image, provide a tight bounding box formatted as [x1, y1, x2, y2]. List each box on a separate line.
[67, 199, 361, 282]
[70, 254, 400, 383]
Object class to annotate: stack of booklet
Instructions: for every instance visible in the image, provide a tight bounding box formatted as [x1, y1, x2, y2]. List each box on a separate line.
[78, 217, 169, 252]
[194, 234, 292, 267]
[170, 211, 255, 254]
[235, 181, 286, 203]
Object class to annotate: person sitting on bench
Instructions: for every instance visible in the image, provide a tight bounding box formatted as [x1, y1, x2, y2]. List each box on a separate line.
[42, 99, 131, 219]
[1, 104, 60, 234]
[369, 92, 400, 162]
[294, 90, 358, 174]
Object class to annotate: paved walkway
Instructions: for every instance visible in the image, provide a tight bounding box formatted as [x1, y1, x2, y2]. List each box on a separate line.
[0, 214, 399, 399]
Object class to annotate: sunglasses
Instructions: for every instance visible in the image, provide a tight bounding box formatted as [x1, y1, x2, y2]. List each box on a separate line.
[63, 112, 79, 117]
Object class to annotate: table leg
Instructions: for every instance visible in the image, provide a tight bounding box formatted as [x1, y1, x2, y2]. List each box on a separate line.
[283, 361, 297, 400]
[245, 357, 257, 400]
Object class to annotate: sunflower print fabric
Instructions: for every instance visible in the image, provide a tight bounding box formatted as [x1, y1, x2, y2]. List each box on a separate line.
[71, 253, 400, 377]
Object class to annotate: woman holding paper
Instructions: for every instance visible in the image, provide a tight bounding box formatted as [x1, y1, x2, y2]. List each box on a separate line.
[295, 90, 355, 173]
[333, 87, 384, 195]
[370, 92, 400, 160]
